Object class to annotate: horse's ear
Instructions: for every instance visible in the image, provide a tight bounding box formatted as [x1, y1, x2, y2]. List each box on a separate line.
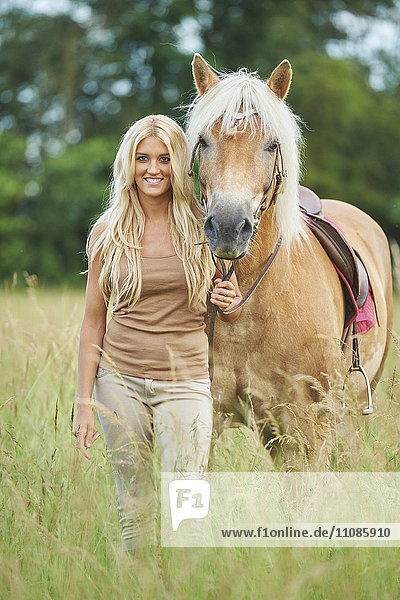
[192, 54, 220, 96]
[267, 60, 292, 100]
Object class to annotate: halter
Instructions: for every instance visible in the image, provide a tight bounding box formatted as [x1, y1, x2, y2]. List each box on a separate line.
[188, 112, 287, 379]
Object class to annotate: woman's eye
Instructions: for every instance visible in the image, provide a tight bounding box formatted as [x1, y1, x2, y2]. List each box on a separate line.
[137, 155, 147, 161]
[266, 141, 279, 153]
[160, 156, 170, 162]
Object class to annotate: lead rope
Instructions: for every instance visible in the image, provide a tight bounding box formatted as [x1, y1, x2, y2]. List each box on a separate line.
[208, 258, 238, 381]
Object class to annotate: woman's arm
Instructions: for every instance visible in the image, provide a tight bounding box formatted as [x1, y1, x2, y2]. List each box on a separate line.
[72, 223, 107, 459]
[210, 263, 243, 322]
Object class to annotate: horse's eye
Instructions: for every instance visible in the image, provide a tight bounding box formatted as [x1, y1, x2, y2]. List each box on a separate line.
[199, 136, 208, 149]
[266, 140, 279, 153]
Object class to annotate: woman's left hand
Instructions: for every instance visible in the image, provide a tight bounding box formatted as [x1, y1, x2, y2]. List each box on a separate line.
[210, 278, 237, 312]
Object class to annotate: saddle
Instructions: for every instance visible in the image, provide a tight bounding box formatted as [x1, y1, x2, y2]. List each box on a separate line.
[298, 186, 369, 330]
[299, 186, 376, 414]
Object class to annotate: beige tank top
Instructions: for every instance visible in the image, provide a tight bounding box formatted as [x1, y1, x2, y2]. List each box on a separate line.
[99, 254, 209, 380]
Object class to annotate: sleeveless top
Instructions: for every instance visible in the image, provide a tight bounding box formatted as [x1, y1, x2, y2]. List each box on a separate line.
[98, 254, 209, 380]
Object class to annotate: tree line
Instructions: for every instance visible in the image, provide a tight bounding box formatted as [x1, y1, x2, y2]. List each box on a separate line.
[0, 0, 399, 286]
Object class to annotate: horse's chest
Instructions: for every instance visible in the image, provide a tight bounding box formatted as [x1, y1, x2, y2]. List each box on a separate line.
[213, 295, 337, 394]
[214, 303, 283, 359]
[213, 310, 284, 398]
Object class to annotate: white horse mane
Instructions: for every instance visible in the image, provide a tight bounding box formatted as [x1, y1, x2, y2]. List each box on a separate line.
[186, 68, 306, 247]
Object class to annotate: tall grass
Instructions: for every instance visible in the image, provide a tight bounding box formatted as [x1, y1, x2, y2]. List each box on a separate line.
[1, 280, 399, 599]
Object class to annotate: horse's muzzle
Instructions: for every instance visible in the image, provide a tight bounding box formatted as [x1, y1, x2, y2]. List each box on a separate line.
[204, 212, 253, 259]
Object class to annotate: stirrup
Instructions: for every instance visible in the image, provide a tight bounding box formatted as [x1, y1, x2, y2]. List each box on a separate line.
[342, 320, 374, 415]
[342, 363, 374, 415]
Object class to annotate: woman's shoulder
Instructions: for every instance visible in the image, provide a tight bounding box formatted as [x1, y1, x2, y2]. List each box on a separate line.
[88, 220, 108, 247]
[91, 220, 108, 238]
[87, 220, 109, 264]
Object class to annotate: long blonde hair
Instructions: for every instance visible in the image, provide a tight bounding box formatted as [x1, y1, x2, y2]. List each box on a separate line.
[88, 114, 214, 311]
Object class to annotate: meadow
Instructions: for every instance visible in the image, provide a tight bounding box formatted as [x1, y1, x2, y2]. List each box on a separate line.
[1, 278, 399, 600]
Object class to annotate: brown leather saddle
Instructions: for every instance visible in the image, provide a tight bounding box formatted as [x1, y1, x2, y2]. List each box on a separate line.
[299, 186, 376, 414]
[299, 186, 369, 331]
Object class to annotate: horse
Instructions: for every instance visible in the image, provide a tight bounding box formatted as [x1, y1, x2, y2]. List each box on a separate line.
[186, 54, 393, 468]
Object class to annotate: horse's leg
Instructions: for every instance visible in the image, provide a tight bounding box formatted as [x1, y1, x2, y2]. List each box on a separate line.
[209, 365, 248, 468]
[272, 379, 337, 471]
[245, 370, 339, 470]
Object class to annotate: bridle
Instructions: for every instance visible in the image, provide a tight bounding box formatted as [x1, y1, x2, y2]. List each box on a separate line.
[188, 112, 288, 379]
[188, 122, 287, 251]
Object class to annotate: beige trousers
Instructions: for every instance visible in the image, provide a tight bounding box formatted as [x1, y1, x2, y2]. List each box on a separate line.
[93, 366, 213, 551]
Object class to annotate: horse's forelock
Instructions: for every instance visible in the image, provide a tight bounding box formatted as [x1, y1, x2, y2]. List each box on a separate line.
[187, 72, 278, 142]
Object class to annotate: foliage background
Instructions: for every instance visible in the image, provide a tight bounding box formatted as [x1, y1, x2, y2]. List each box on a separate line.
[1, 0, 400, 286]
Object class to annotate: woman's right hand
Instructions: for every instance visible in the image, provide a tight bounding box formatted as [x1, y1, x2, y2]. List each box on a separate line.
[72, 402, 101, 460]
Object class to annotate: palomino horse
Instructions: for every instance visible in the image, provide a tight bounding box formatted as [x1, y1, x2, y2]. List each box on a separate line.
[186, 54, 393, 467]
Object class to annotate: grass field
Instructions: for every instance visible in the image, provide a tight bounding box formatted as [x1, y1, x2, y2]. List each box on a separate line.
[1, 281, 400, 599]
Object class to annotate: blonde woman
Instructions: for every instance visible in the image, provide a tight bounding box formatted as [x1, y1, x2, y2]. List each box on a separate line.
[72, 115, 242, 552]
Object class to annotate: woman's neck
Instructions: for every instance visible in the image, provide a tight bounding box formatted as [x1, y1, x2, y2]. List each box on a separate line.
[138, 192, 171, 222]
[139, 194, 175, 256]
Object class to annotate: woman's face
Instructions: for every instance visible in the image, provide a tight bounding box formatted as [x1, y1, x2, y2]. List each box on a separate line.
[134, 136, 172, 201]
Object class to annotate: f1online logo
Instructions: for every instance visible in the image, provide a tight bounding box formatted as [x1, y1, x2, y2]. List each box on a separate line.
[169, 480, 210, 531]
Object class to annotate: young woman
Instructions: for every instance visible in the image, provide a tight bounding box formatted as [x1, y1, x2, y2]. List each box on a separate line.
[72, 115, 242, 552]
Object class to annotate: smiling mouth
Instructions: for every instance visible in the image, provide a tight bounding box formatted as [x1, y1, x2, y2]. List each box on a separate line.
[144, 177, 163, 183]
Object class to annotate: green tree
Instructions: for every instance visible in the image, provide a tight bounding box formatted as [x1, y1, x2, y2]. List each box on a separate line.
[1, 0, 400, 285]
[291, 52, 400, 238]
[0, 135, 115, 285]
[30, 136, 115, 285]
[0, 132, 33, 277]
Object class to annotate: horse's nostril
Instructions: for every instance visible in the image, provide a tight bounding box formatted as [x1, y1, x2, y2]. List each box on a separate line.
[204, 215, 217, 240]
[238, 218, 253, 241]
[237, 219, 245, 235]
